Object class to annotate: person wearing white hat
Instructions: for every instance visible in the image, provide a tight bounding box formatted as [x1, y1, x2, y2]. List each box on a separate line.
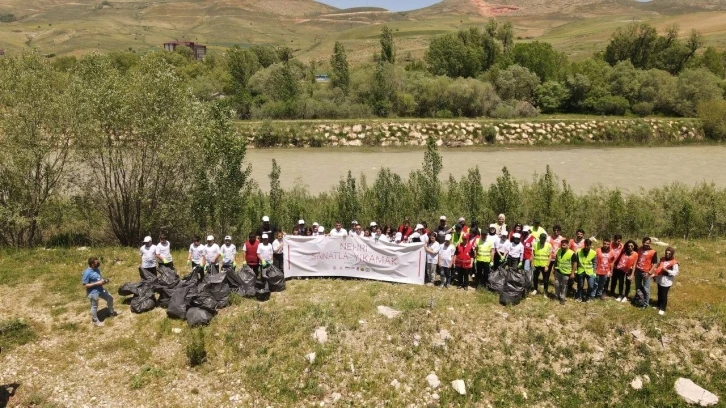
[348, 220, 359, 236]
[295, 219, 306, 236]
[507, 232, 524, 268]
[408, 232, 422, 243]
[155, 233, 173, 269]
[257, 233, 274, 268]
[221, 235, 237, 271]
[330, 221, 347, 237]
[493, 230, 511, 270]
[435, 216, 449, 244]
[140, 235, 158, 277]
[312, 222, 321, 236]
[413, 223, 426, 240]
[394, 231, 403, 244]
[202, 235, 221, 273]
[317, 226, 325, 235]
[485, 224, 498, 245]
[438, 234, 455, 288]
[369, 221, 378, 233]
[256, 216, 278, 241]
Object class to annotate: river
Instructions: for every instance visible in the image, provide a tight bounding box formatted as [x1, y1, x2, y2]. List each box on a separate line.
[246, 145, 725, 194]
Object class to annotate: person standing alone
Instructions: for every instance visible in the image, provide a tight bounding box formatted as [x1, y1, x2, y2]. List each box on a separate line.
[82, 257, 118, 327]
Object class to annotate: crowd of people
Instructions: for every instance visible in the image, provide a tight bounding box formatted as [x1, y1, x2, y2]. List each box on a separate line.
[81, 214, 680, 326]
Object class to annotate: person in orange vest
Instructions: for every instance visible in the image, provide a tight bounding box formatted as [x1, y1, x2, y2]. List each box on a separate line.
[654, 247, 679, 316]
[594, 238, 614, 300]
[612, 240, 639, 303]
[453, 233, 475, 290]
[634, 236, 658, 309]
[546, 225, 564, 283]
[606, 234, 624, 296]
[568, 228, 586, 295]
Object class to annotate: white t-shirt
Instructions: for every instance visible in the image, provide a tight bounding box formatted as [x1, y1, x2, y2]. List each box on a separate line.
[494, 239, 511, 255]
[272, 239, 284, 254]
[220, 243, 236, 264]
[155, 241, 172, 263]
[508, 243, 524, 260]
[140, 244, 157, 268]
[485, 234, 498, 245]
[439, 244, 456, 268]
[426, 241, 441, 264]
[204, 243, 220, 263]
[329, 228, 348, 237]
[188, 243, 204, 263]
[257, 243, 274, 262]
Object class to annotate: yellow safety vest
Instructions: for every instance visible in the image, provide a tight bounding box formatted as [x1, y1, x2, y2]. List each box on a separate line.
[533, 241, 552, 268]
[577, 248, 597, 276]
[476, 238, 493, 262]
[556, 249, 574, 275]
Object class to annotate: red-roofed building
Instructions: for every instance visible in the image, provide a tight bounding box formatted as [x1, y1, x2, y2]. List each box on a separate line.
[163, 41, 206, 60]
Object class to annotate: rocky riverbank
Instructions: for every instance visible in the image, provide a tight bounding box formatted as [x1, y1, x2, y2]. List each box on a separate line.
[238, 118, 704, 148]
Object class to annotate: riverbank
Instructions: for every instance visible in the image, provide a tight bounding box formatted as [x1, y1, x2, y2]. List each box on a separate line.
[237, 118, 705, 148]
[0, 241, 724, 407]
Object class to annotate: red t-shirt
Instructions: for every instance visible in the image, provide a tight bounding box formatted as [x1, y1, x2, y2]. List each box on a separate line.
[398, 225, 413, 241]
[455, 244, 473, 268]
[522, 235, 535, 260]
[245, 240, 260, 266]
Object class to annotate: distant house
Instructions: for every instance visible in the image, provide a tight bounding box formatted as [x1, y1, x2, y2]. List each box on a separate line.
[163, 41, 206, 60]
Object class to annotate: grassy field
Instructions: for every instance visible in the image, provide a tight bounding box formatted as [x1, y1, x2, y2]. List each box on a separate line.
[1, 238, 725, 406]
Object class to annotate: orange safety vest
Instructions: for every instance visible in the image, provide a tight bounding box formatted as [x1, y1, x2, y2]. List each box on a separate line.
[549, 235, 564, 260]
[636, 249, 656, 272]
[610, 243, 624, 263]
[616, 252, 638, 273]
[570, 239, 585, 253]
[654, 258, 678, 276]
[595, 248, 613, 276]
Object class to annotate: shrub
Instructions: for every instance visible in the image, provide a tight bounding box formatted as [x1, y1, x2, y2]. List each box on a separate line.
[482, 126, 497, 144]
[515, 100, 540, 117]
[489, 102, 517, 119]
[254, 121, 281, 147]
[632, 102, 654, 117]
[591, 95, 630, 115]
[0, 319, 37, 351]
[697, 100, 726, 141]
[186, 328, 207, 367]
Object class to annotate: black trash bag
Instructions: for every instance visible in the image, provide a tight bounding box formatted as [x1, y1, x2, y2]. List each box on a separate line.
[181, 265, 204, 282]
[130, 292, 156, 313]
[186, 307, 215, 327]
[265, 265, 286, 292]
[157, 265, 179, 287]
[155, 286, 176, 308]
[487, 265, 507, 293]
[192, 273, 231, 311]
[499, 268, 526, 306]
[139, 267, 158, 282]
[167, 284, 192, 319]
[224, 266, 244, 289]
[632, 289, 647, 308]
[118, 282, 143, 297]
[238, 265, 257, 297]
[255, 279, 271, 302]
[207, 263, 220, 275]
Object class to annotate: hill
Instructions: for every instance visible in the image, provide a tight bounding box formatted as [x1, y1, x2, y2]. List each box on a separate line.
[0, 0, 725, 63]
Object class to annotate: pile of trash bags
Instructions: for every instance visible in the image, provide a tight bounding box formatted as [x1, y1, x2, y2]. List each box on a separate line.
[486, 264, 532, 306]
[118, 263, 286, 326]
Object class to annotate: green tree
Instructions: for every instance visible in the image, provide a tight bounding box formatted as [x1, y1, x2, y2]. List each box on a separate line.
[697, 100, 726, 140]
[674, 68, 724, 116]
[426, 34, 481, 78]
[380, 25, 396, 64]
[604, 22, 659, 69]
[250, 45, 280, 68]
[371, 61, 393, 116]
[421, 134, 442, 212]
[512, 41, 566, 81]
[226, 46, 261, 119]
[336, 171, 360, 224]
[488, 167, 521, 220]
[699, 47, 725, 78]
[329, 41, 350, 95]
[494, 64, 540, 102]
[535, 80, 569, 113]
[269, 159, 284, 225]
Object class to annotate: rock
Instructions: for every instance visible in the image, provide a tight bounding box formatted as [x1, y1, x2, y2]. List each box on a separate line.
[306, 352, 316, 363]
[451, 379, 466, 395]
[76, 246, 89, 251]
[348, 139, 362, 147]
[377, 305, 401, 319]
[331, 392, 342, 402]
[313, 327, 328, 344]
[675, 378, 719, 406]
[435, 139, 443, 147]
[631, 330, 645, 342]
[439, 329, 452, 341]
[352, 124, 362, 132]
[171, 328, 182, 334]
[426, 373, 441, 389]
[358, 320, 367, 325]
[390, 379, 400, 389]
[631, 376, 643, 390]
[644, 375, 651, 384]
[432, 393, 440, 400]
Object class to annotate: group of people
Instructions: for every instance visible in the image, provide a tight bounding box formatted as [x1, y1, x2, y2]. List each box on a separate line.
[82, 213, 680, 327]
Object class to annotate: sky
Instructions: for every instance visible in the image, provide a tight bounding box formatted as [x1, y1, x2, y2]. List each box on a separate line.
[318, 0, 441, 12]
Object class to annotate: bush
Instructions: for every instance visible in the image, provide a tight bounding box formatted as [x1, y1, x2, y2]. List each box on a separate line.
[515, 100, 540, 117]
[697, 100, 726, 140]
[0, 319, 37, 351]
[632, 101, 654, 117]
[254, 121, 282, 147]
[186, 328, 207, 367]
[489, 102, 517, 119]
[445, 78, 500, 117]
[591, 95, 630, 115]
[482, 126, 497, 144]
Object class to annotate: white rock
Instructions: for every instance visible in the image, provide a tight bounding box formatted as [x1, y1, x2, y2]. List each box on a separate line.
[313, 327, 328, 344]
[439, 329, 452, 341]
[432, 393, 440, 400]
[631, 376, 643, 390]
[306, 352, 316, 363]
[451, 379, 466, 395]
[390, 379, 400, 389]
[352, 124, 362, 132]
[358, 320, 367, 325]
[76, 246, 89, 251]
[631, 330, 645, 342]
[171, 328, 182, 334]
[331, 392, 342, 402]
[675, 378, 719, 406]
[377, 305, 401, 319]
[426, 373, 441, 389]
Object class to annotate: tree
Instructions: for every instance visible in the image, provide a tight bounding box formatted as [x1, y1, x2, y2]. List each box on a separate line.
[226, 46, 261, 119]
[697, 100, 726, 140]
[674, 68, 724, 116]
[699, 47, 726, 79]
[269, 159, 284, 226]
[604, 22, 659, 69]
[496, 21, 514, 55]
[494, 64, 540, 102]
[512, 41, 566, 82]
[0, 51, 74, 246]
[329, 41, 350, 95]
[336, 171, 360, 224]
[535, 81, 569, 113]
[380, 25, 396, 64]
[426, 34, 481, 78]
[421, 134, 442, 212]
[445, 78, 500, 117]
[371, 61, 393, 116]
[250, 45, 280, 68]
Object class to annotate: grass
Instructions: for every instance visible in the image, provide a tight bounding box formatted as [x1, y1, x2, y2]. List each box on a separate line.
[0, 240, 725, 406]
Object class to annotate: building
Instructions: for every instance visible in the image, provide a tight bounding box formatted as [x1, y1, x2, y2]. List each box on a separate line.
[163, 41, 206, 60]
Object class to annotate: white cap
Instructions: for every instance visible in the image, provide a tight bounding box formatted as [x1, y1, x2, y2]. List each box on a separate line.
[318, 226, 325, 233]
[501, 231, 508, 236]
[313, 222, 319, 226]
[395, 232, 403, 241]
[262, 216, 270, 222]
[143, 236, 152, 243]
[224, 235, 232, 240]
[410, 232, 420, 240]
[261, 233, 269, 239]
[458, 217, 465, 222]
[351, 220, 358, 225]
[298, 219, 305, 225]
[513, 233, 521, 239]
[440, 216, 447, 221]
[522, 226, 530, 232]
[489, 224, 497, 229]
[370, 221, 377, 227]
[415, 224, 424, 230]
[206, 235, 214, 241]
[444, 234, 452, 241]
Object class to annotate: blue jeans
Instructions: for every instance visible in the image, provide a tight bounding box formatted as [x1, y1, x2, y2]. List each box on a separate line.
[88, 290, 114, 322]
[595, 275, 608, 297]
[635, 269, 651, 307]
[440, 267, 451, 287]
[576, 274, 595, 300]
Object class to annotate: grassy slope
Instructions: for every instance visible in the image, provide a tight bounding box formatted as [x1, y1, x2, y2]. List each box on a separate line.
[0, 238, 724, 406]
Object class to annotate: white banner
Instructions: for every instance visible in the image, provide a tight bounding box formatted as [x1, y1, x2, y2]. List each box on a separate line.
[284, 235, 426, 285]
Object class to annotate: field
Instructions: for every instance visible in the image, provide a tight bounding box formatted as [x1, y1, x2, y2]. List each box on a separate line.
[1, 238, 725, 406]
[0, 0, 725, 65]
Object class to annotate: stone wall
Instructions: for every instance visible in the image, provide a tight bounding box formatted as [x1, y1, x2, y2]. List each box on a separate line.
[238, 118, 704, 148]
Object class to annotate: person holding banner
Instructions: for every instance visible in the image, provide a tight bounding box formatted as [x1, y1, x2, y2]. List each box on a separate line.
[424, 233, 440, 285]
[330, 221, 347, 237]
[438, 234, 455, 288]
[272, 232, 285, 271]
